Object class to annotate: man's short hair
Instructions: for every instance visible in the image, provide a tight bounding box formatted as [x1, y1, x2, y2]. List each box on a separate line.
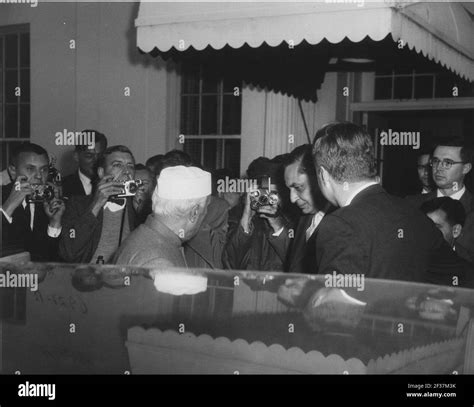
[420, 197, 466, 227]
[312, 122, 377, 183]
[135, 163, 148, 172]
[75, 130, 107, 152]
[11, 142, 48, 166]
[145, 154, 164, 174]
[285, 144, 315, 176]
[434, 138, 473, 165]
[96, 145, 134, 169]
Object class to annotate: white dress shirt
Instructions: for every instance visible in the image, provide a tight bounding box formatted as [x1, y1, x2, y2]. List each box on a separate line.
[78, 169, 92, 195]
[305, 210, 326, 241]
[437, 186, 466, 201]
[343, 181, 379, 207]
[1, 200, 62, 237]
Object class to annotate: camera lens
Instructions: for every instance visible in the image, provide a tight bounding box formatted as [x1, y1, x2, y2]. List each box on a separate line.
[128, 182, 138, 194]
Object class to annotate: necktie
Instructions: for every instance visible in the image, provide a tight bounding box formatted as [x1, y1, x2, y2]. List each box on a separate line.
[24, 203, 32, 231]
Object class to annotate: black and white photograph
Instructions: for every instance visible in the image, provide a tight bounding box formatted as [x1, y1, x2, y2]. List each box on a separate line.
[0, 0, 474, 402]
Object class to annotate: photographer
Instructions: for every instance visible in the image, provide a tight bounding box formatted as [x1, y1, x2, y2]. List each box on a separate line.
[59, 145, 140, 264]
[1, 143, 65, 261]
[223, 156, 294, 272]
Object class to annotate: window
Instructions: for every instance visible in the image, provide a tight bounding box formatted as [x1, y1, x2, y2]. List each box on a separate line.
[180, 63, 242, 176]
[374, 67, 474, 100]
[1, 24, 30, 170]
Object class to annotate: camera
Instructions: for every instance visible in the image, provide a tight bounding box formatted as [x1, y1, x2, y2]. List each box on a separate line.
[115, 179, 143, 198]
[249, 189, 279, 210]
[26, 184, 55, 203]
[249, 176, 279, 211]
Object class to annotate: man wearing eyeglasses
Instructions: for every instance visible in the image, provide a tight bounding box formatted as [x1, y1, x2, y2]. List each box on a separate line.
[407, 141, 474, 263]
[407, 141, 473, 214]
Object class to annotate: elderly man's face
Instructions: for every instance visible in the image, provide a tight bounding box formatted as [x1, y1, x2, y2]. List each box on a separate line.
[184, 196, 211, 241]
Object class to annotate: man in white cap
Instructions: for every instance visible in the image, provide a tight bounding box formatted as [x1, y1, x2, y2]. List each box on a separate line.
[113, 165, 212, 268]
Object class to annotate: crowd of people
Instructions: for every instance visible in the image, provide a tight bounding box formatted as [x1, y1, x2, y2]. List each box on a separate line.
[1, 122, 473, 288]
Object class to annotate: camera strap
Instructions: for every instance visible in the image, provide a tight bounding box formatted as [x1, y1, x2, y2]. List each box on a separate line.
[118, 202, 127, 246]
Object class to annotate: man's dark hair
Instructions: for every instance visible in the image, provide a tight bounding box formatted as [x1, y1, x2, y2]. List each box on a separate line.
[96, 145, 134, 169]
[11, 142, 48, 166]
[156, 150, 194, 176]
[420, 197, 466, 227]
[312, 122, 377, 183]
[135, 163, 148, 171]
[75, 129, 107, 152]
[145, 154, 164, 175]
[285, 144, 326, 209]
[434, 139, 473, 165]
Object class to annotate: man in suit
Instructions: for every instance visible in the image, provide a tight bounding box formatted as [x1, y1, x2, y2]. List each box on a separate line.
[113, 166, 211, 268]
[312, 122, 472, 286]
[1, 143, 65, 261]
[59, 145, 138, 264]
[61, 130, 107, 198]
[283, 144, 331, 274]
[406, 141, 473, 213]
[406, 141, 474, 262]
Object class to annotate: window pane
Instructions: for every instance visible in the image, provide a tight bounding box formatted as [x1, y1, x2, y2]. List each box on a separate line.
[181, 65, 199, 94]
[5, 70, 18, 103]
[393, 76, 412, 99]
[374, 77, 392, 100]
[5, 105, 18, 138]
[222, 95, 241, 135]
[20, 33, 29, 68]
[203, 139, 218, 170]
[202, 65, 219, 94]
[201, 95, 218, 135]
[223, 139, 241, 176]
[414, 75, 433, 99]
[20, 104, 29, 139]
[20, 69, 29, 103]
[435, 73, 454, 98]
[5, 34, 18, 69]
[183, 139, 202, 166]
[180, 96, 199, 135]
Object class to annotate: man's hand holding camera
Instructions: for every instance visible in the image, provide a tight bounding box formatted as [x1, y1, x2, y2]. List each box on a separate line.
[241, 186, 284, 235]
[90, 175, 125, 217]
[2, 176, 33, 217]
[43, 196, 66, 229]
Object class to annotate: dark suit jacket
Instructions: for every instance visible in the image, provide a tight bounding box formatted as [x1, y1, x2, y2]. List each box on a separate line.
[59, 194, 136, 263]
[315, 184, 473, 287]
[62, 172, 87, 198]
[1, 184, 60, 261]
[285, 206, 335, 275]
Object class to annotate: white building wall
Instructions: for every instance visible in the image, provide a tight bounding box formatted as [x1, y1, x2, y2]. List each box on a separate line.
[0, 2, 169, 174]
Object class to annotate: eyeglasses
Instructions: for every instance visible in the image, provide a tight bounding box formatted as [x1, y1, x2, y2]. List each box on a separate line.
[429, 158, 465, 170]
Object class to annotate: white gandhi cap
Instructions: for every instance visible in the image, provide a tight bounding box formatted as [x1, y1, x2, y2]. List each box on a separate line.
[157, 165, 211, 200]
